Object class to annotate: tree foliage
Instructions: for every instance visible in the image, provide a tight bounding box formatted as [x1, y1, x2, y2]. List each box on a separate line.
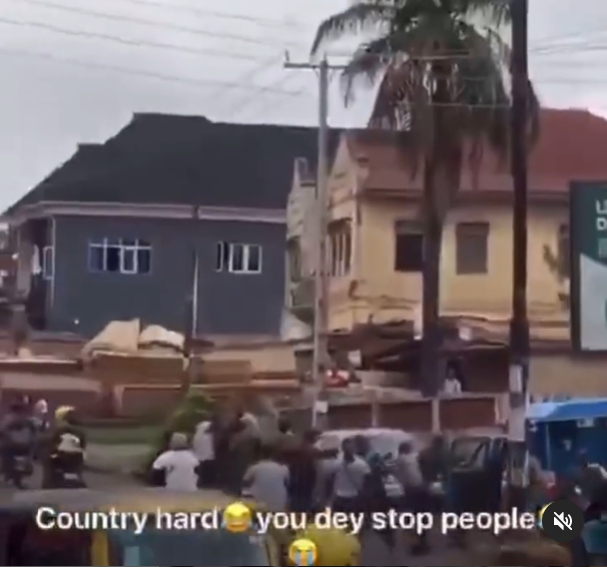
[311, 0, 539, 220]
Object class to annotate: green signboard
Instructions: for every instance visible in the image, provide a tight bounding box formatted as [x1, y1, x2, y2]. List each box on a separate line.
[570, 181, 607, 351]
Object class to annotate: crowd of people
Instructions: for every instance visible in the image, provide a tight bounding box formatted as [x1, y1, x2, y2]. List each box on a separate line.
[150, 409, 458, 556]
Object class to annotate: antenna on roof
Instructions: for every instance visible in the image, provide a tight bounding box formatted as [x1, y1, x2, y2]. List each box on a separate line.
[284, 50, 290, 64]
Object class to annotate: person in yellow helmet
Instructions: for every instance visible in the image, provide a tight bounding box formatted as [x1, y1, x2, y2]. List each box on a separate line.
[54, 405, 74, 423]
[292, 524, 360, 566]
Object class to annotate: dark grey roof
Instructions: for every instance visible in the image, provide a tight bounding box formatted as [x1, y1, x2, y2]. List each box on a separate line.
[7, 114, 341, 214]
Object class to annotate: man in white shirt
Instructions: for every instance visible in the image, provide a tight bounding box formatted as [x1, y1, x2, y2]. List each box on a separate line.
[397, 441, 429, 554]
[330, 438, 370, 514]
[395, 441, 423, 489]
[242, 444, 289, 511]
[152, 432, 199, 491]
[193, 420, 215, 487]
[443, 376, 462, 396]
[443, 362, 463, 396]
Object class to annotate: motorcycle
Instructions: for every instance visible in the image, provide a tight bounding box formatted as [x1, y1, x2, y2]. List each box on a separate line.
[47, 452, 86, 488]
[6, 453, 33, 489]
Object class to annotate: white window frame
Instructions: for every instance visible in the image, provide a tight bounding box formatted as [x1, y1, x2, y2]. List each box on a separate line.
[42, 245, 54, 280]
[227, 243, 262, 274]
[88, 238, 152, 275]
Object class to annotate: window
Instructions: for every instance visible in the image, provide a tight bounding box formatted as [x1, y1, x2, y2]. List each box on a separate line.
[328, 220, 352, 276]
[42, 246, 53, 280]
[287, 237, 302, 281]
[394, 220, 423, 272]
[88, 238, 151, 274]
[456, 222, 489, 274]
[557, 223, 570, 278]
[215, 241, 262, 274]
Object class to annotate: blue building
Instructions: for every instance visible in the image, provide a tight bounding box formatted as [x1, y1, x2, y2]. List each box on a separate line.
[4, 113, 322, 337]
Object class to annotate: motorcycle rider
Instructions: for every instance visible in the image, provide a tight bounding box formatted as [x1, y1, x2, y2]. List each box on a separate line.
[33, 399, 50, 432]
[0, 400, 37, 482]
[42, 406, 87, 488]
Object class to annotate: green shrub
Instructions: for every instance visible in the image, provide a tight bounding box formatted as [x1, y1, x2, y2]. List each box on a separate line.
[165, 391, 214, 434]
[142, 391, 214, 475]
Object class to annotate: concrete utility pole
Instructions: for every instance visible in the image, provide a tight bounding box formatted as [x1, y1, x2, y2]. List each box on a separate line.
[508, 0, 530, 443]
[284, 55, 345, 428]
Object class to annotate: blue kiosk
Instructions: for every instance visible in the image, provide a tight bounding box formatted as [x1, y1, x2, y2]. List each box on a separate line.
[526, 397, 607, 475]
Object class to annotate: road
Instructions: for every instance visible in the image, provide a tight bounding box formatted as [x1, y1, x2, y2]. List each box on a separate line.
[359, 529, 490, 566]
[0, 463, 139, 494]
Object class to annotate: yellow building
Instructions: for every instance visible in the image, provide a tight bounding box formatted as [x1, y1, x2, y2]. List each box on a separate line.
[285, 109, 607, 394]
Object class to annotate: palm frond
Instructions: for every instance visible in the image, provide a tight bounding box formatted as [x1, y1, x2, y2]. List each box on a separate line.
[310, 2, 394, 56]
[459, 0, 512, 26]
[339, 38, 393, 105]
[338, 24, 431, 105]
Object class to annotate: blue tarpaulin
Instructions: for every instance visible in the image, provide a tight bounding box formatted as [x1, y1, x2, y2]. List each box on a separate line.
[527, 397, 607, 423]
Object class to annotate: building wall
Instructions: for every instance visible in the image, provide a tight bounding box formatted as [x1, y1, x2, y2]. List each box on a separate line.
[327, 194, 569, 330]
[51, 215, 286, 336]
[325, 139, 362, 330]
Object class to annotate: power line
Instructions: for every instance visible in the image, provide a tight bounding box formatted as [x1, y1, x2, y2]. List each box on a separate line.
[529, 24, 607, 51]
[0, 45, 303, 95]
[202, 55, 285, 110]
[0, 16, 264, 61]
[102, 0, 304, 29]
[11, 0, 303, 49]
[228, 73, 307, 119]
[4, 15, 606, 73]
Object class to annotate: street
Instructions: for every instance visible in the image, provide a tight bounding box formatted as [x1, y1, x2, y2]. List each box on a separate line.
[0, 464, 139, 494]
[359, 529, 490, 566]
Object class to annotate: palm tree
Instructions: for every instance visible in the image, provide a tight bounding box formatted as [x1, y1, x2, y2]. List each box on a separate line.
[311, 0, 538, 396]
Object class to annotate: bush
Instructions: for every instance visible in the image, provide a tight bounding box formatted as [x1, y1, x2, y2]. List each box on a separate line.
[142, 391, 214, 475]
[165, 391, 214, 435]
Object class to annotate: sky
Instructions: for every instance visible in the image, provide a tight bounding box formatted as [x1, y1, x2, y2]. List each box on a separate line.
[0, 0, 606, 210]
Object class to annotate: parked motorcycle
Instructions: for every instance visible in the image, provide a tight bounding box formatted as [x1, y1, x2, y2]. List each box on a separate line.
[5, 453, 33, 489]
[47, 453, 86, 488]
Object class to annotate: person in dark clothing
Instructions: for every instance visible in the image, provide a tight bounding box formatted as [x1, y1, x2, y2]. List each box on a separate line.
[353, 435, 370, 460]
[277, 416, 292, 435]
[363, 453, 397, 553]
[286, 430, 317, 514]
[419, 435, 449, 482]
[0, 402, 36, 482]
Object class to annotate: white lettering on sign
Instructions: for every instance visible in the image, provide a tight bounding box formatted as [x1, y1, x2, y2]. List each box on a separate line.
[595, 200, 607, 231]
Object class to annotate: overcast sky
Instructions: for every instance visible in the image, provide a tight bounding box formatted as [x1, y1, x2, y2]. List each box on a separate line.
[0, 0, 606, 210]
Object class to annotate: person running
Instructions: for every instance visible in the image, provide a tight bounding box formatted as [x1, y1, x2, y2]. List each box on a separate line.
[242, 444, 289, 511]
[364, 452, 400, 553]
[151, 432, 199, 491]
[396, 440, 429, 554]
[287, 430, 318, 513]
[193, 418, 215, 487]
[329, 438, 370, 515]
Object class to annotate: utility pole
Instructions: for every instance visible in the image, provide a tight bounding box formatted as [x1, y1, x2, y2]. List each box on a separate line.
[183, 206, 199, 394]
[284, 55, 344, 428]
[508, 0, 530, 444]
